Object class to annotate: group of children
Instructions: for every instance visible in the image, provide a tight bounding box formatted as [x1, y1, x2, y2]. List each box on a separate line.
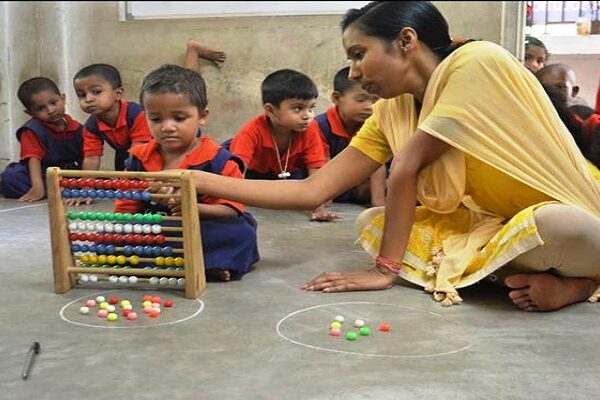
[0, 41, 386, 281]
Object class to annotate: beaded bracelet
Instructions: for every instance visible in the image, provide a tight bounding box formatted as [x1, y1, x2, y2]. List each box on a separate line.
[375, 256, 403, 274]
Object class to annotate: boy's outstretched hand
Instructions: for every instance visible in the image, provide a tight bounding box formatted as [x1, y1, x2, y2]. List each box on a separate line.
[310, 204, 343, 222]
[18, 186, 45, 202]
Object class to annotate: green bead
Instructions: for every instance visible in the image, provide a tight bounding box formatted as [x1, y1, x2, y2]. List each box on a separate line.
[88, 212, 98, 221]
[152, 214, 162, 223]
[95, 212, 105, 221]
[105, 213, 115, 221]
[67, 211, 79, 220]
[115, 213, 124, 221]
[79, 212, 89, 220]
[142, 214, 154, 223]
[123, 213, 133, 222]
[102, 264, 111, 269]
[133, 213, 144, 222]
[359, 327, 371, 336]
[345, 332, 358, 341]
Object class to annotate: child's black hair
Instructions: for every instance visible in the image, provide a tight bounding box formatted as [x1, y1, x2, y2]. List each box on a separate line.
[333, 66, 360, 94]
[17, 77, 61, 109]
[73, 63, 122, 89]
[261, 69, 318, 107]
[139, 64, 207, 110]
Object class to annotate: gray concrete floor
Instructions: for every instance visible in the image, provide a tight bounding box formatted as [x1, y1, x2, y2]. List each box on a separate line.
[1, 197, 599, 400]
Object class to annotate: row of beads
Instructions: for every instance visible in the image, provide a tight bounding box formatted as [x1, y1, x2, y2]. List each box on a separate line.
[62, 189, 152, 200]
[78, 254, 184, 266]
[60, 178, 150, 190]
[68, 211, 163, 223]
[78, 274, 186, 286]
[69, 233, 167, 245]
[71, 244, 175, 257]
[68, 222, 163, 234]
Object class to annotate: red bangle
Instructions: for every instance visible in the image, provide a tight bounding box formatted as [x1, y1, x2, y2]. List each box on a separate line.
[375, 256, 403, 274]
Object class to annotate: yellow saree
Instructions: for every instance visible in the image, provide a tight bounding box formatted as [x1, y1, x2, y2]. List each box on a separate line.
[352, 41, 600, 306]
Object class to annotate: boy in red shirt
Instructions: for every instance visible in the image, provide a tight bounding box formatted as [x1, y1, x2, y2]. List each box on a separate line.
[73, 64, 152, 172]
[227, 69, 339, 221]
[1, 77, 83, 201]
[115, 64, 259, 282]
[315, 67, 387, 207]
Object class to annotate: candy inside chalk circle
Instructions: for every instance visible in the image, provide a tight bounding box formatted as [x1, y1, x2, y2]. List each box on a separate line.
[359, 326, 371, 336]
[97, 309, 108, 318]
[79, 306, 90, 314]
[107, 313, 118, 321]
[379, 322, 391, 332]
[329, 328, 342, 336]
[334, 315, 344, 323]
[85, 299, 96, 308]
[330, 321, 342, 329]
[353, 319, 365, 328]
[345, 332, 358, 341]
[164, 299, 173, 308]
[126, 312, 138, 320]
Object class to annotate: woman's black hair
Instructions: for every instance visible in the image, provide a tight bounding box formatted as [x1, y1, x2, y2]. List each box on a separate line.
[341, 1, 460, 60]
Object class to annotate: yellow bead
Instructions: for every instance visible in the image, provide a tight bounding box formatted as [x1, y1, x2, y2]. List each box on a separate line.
[174, 257, 184, 267]
[107, 255, 117, 265]
[155, 257, 165, 266]
[80, 255, 89, 263]
[97, 255, 107, 264]
[107, 313, 118, 321]
[116, 255, 127, 265]
[164, 257, 174, 266]
[129, 255, 140, 265]
[99, 302, 109, 310]
[89, 255, 98, 264]
[330, 321, 342, 329]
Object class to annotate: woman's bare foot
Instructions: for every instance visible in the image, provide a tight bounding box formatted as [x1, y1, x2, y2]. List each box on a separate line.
[207, 268, 232, 282]
[505, 273, 596, 311]
[187, 39, 226, 68]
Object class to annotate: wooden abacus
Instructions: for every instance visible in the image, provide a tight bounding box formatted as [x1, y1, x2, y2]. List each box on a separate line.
[46, 167, 206, 299]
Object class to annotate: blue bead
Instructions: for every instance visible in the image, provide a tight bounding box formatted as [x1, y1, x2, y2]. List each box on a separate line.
[162, 246, 173, 256]
[80, 190, 89, 198]
[143, 246, 153, 256]
[151, 246, 162, 257]
[96, 244, 106, 254]
[80, 244, 89, 252]
[134, 245, 145, 256]
[106, 245, 116, 254]
[71, 244, 80, 252]
[115, 191, 124, 199]
[88, 190, 98, 198]
[141, 191, 152, 201]
[106, 190, 116, 199]
[96, 189, 106, 198]
[70, 189, 80, 198]
[62, 189, 71, 198]
[88, 244, 97, 252]
[124, 191, 133, 200]
[132, 191, 142, 200]
[123, 245, 133, 256]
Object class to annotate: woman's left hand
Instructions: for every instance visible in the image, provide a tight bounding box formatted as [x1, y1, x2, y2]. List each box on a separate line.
[302, 267, 396, 292]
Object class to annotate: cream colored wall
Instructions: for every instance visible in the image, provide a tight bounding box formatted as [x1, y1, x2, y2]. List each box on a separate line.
[0, 1, 517, 171]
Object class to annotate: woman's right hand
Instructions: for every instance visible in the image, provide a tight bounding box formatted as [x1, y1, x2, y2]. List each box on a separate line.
[302, 267, 397, 293]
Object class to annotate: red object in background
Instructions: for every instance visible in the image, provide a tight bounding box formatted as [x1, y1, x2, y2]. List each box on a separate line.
[164, 300, 173, 308]
[108, 296, 120, 305]
[379, 322, 391, 332]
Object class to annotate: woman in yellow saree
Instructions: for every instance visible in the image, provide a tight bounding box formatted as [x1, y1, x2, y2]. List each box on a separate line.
[189, 1, 600, 311]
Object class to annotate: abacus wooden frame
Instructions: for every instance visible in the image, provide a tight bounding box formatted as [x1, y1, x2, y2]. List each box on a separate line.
[46, 167, 206, 299]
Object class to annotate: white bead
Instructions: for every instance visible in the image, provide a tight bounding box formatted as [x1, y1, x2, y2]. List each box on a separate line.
[79, 274, 89, 283]
[354, 319, 365, 328]
[128, 275, 138, 285]
[142, 225, 152, 234]
[94, 223, 104, 232]
[96, 296, 106, 303]
[149, 276, 159, 285]
[103, 223, 114, 233]
[168, 277, 177, 286]
[151, 224, 162, 234]
[334, 315, 345, 323]
[86, 222, 95, 231]
[177, 278, 185, 286]
[108, 275, 119, 284]
[123, 224, 133, 234]
[113, 224, 123, 234]
[159, 277, 169, 286]
[122, 304, 133, 310]
[106, 305, 116, 312]
[89, 274, 98, 282]
[77, 222, 87, 231]
[69, 222, 78, 231]
[118, 275, 129, 284]
[133, 224, 143, 234]
[79, 306, 90, 314]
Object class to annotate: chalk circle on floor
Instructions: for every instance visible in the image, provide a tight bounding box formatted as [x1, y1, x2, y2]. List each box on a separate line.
[276, 301, 474, 358]
[59, 289, 204, 329]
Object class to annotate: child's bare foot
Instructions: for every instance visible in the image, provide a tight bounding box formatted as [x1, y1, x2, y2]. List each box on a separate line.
[505, 273, 596, 311]
[206, 268, 232, 282]
[187, 39, 226, 68]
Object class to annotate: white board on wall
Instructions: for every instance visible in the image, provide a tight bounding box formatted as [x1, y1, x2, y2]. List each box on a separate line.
[119, 1, 372, 21]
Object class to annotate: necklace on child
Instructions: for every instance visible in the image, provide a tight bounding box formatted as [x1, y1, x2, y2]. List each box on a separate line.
[272, 133, 292, 179]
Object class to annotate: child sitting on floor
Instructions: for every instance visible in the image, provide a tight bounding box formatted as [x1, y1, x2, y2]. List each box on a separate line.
[1, 77, 83, 201]
[114, 64, 259, 281]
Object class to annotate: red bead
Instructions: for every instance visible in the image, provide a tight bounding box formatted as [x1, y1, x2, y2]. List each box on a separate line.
[132, 235, 144, 244]
[94, 179, 105, 188]
[143, 295, 153, 302]
[139, 180, 150, 189]
[379, 322, 391, 332]
[83, 178, 95, 188]
[124, 234, 135, 244]
[75, 178, 85, 188]
[78, 233, 88, 241]
[122, 309, 131, 317]
[108, 296, 119, 305]
[148, 310, 160, 318]
[142, 234, 153, 244]
[102, 179, 114, 189]
[59, 178, 69, 187]
[151, 296, 162, 303]
[119, 180, 131, 190]
[164, 300, 173, 308]
[69, 232, 79, 241]
[87, 234, 99, 242]
[155, 235, 166, 244]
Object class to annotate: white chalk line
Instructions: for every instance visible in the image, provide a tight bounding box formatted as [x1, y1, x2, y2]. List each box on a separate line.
[275, 301, 474, 358]
[59, 289, 204, 329]
[0, 202, 47, 214]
